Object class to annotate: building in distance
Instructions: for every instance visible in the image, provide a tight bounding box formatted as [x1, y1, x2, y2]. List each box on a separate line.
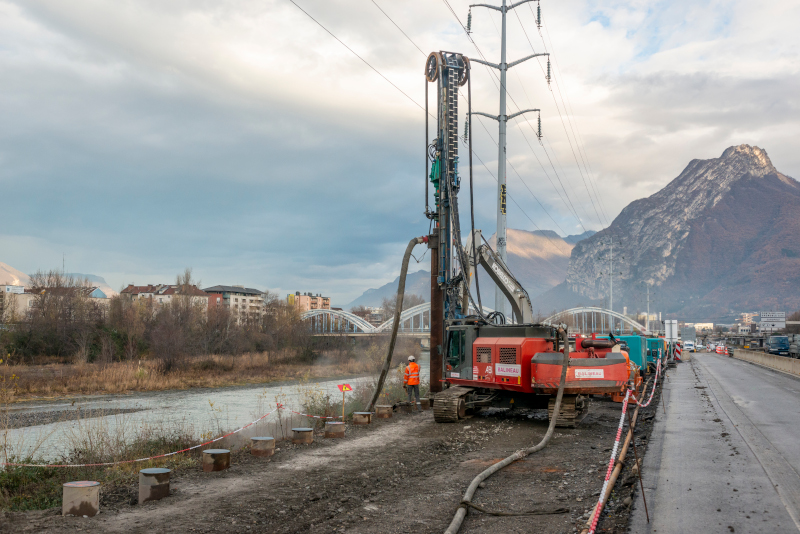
[203, 285, 265, 319]
[288, 292, 330, 312]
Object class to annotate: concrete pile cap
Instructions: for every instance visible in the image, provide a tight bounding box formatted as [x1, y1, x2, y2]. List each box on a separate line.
[203, 448, 230, 454]
[251, 436, 275, 441]
[291, 427, 313, 432]
[62, 481, 100, 517]
[140, 468, 171, 475]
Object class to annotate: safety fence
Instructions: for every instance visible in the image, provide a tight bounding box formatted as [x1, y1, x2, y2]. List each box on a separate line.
[731, 348, 800, 377]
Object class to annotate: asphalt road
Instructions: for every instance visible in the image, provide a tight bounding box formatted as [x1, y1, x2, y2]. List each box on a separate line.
[629, 352, 800, 533]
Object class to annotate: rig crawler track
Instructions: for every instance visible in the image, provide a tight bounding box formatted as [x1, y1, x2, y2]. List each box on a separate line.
[548, 394, 588, 428]
[433, 386, 473, 422]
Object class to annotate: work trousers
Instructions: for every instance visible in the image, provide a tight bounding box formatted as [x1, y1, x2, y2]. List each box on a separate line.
[406, 384, 421, 408]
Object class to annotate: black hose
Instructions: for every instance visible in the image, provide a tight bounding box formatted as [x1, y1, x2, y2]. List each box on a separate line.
[366, 236, 427, 412]
[444, 326, 571, 534]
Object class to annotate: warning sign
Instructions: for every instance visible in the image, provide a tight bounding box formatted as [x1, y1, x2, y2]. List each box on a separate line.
[337, 384, 352, 392]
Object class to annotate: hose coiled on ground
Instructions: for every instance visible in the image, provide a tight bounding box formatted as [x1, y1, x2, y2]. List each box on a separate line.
[443, 326, 571, 534]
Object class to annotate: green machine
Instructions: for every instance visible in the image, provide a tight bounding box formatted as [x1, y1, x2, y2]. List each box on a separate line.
[646, 338, 666, 368]
[597, 335, 646, 371]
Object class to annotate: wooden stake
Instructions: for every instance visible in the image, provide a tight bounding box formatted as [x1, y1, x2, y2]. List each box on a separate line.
[342, 389, 346, 421]
[627, 409, 649, 523]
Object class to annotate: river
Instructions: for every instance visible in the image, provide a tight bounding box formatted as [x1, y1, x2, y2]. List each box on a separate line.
[2, 351, 429, 462]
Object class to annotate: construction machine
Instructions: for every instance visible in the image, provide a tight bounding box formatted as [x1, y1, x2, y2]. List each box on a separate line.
[424, 50, 630, 426]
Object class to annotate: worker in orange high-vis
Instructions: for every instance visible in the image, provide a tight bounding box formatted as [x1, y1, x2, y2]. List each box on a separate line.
[403, 355, 421, 411]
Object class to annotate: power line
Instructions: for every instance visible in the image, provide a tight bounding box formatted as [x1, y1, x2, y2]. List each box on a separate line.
[504, 7, 606, 228]
[286, 0, 425, 113]
[447, 1, 589, 233]
[370, 0, 426, 56]
[540, 18, 611, 225]
[370, 0, 572, 251]
[520, 5, 611, 226]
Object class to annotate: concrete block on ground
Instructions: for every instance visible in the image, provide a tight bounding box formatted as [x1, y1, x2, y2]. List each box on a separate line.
[292, 427, 314, 444]
[375, 405, 392, 418]
[139, 468, 171, 504]
[202, 449, 231, 472]
[352, 412, 372, 425]
[62, 481, 100, 517]
[420, 398, 430, 410]
[251, 437, 275, 457]
[324, 421, 345, 438]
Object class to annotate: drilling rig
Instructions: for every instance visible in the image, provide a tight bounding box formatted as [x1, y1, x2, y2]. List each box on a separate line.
[424, 51, 631, 427]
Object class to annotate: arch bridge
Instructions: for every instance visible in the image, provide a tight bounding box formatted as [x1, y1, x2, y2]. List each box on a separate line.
[541, 307, 650, 336]
[301, 302, 500, 335]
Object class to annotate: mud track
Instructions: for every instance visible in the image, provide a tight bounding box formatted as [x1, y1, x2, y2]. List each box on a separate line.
[4, 394, 661, 534]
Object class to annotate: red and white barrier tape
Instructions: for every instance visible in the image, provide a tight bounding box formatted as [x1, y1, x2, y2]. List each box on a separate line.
[281, 407, 341, 420]
[588, 389, 631, 534]
[1, 406, 281, 468]
[635, 358, 661, 408]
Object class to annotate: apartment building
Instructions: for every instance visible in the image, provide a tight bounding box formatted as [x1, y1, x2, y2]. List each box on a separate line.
[287, 292, 330, 312]
[202, 285, 264, 318]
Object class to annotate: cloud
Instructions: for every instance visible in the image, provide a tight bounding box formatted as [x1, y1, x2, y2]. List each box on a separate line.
[1, 0, 797, 303]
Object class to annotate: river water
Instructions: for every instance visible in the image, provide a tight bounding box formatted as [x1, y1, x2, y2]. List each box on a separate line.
[3, 352, 430, 461]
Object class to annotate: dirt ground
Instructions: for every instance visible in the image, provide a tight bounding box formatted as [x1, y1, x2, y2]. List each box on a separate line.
[2, 389, 661, 534]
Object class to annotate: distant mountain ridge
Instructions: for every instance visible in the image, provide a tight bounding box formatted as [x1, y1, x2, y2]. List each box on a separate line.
[536, 145, 800, 321]
[343, 228, 596, 310]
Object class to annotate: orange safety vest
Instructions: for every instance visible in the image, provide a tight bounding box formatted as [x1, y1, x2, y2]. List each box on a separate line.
[404, 362, 420, 386]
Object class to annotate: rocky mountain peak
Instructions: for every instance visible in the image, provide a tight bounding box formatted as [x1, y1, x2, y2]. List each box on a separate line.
[563, 144, 796, 304]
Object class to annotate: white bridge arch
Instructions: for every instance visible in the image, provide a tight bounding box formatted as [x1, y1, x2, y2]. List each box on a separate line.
[542, 307, 650, 335]
[301, 302, 500, 334]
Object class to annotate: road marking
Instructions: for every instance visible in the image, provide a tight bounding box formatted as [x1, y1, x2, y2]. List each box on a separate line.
[696, 357, 800, 532]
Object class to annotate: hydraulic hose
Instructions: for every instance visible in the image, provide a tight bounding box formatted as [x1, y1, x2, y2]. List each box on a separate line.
[444, 326, 571, 534]
[366, 235, 428, 413]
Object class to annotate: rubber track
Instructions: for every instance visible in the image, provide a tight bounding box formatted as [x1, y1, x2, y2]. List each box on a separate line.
[433, 386, 473, 423]
[548, 394, 587, 428]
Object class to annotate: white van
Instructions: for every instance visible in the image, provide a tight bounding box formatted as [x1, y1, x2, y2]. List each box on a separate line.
[684, 341, 695, 352]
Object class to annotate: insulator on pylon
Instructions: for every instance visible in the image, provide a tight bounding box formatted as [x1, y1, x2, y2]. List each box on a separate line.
[464, 119, 469, 142]
[537, 114, 542, 142]
[467, 10, 472, 34]
[537, 2, 542, 29]
[546, 57, 551, 86]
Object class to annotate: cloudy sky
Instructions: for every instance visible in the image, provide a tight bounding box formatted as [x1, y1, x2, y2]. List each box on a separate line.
[1, 0, 798, 304]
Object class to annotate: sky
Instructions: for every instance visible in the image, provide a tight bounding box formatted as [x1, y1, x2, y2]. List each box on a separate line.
[1, 0, 798, 305]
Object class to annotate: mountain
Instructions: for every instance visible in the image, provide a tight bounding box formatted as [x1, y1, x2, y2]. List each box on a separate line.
[343, 269, 431, 310]
[343, 228, 596, 311]
[0, 262, 117, 297]
[537, 145, 800, 321]
[0, 262, 30, 286]
[475, 228, 594, 305]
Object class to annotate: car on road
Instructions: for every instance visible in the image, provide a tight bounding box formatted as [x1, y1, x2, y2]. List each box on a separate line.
[767, 335, 791, 356]
[684, 340, 696, 352]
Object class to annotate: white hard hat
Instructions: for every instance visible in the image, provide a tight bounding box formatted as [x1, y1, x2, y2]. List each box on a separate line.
[408, 355, 416, 361]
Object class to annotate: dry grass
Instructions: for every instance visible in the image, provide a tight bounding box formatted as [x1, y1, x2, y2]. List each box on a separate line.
[4, 336, 423, 401]
[5, 353, 376, 400]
